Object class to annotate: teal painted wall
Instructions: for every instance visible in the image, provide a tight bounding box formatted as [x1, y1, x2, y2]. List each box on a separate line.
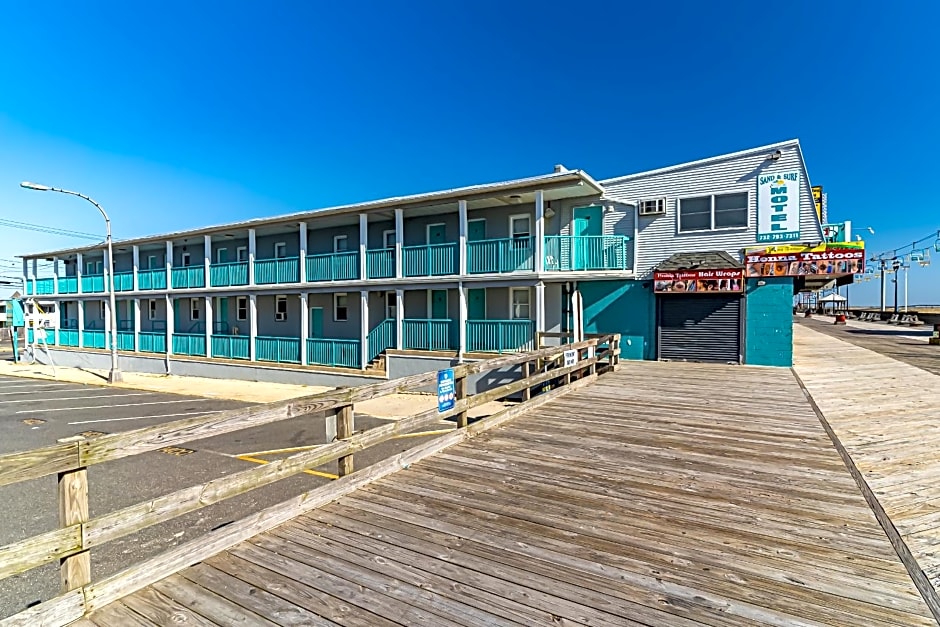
[580, 280, 655, 360]
[744, 277, 793, 367]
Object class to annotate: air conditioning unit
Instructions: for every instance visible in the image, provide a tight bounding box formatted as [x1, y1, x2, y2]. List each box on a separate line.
[275, 312, 287, 321]
[638, 198, 667, 216]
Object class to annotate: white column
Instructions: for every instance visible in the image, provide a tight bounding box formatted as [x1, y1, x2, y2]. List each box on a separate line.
[165, 294, 174, 356]
[300, 293, 309, 366]
[30, 259, 37, 296]
[22, 259, 28, 295]
[360, 291, 369, 369]
[394, 208, 404, 278]
[77, 300, 85, 347]
[165, 241, 173, 291]
[458, 200, 468, 276]
[104, 298, 112, 352]
[132, 298, 141, 352]
[534, 190, 545, 273]
[76, 253, 84, 294]
[359, 214, 368, 280]
[204, 235, 212, 288]
[248, 229, 257, 286]
[249, 293, 258, 360]
[395, 288, 404, 350]
[132, 246, 140, 291]
[458, 283, 467, 361]
[102, 247, 111, 298]
[299, 223, 308, 283]
[535, 282, 546, 334]
[52, 257, 59, 294]
[205, 296, 213, 357]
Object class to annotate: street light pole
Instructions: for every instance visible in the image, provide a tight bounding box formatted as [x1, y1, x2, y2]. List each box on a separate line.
[892, 258, 901, 314]
[20, 182, 122, 382]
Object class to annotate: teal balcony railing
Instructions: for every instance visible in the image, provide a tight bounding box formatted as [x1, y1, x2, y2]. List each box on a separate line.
[26, 283, 32, 296]
[211, 335, 250, 360]
[544, 235, 633, 272]
[256, 336, 301, 364]
[402, 243, 458, 277]
[210, 262, 249, 287]
[366, 249, 395, 279]
[81, 274, 105, 293]
[367, 319, 396, 362]
[138, 269, 167, 290]
[33, 278, 55, 295]
[138, 332, 166, 353]
[402, 319, 457, 351]
[26, 328, 33, 343]
[82, 330, 106, 349]
[58, 277, 79, 294]
[171, 266, 206, 289]
[307, 338, 360, 369]
[117, 331, 135, 351]
[172, 333, 206, 356]
[113, 271, 134, 292]
[466, 319, 535, 353]
[59, 329, 79, 347]
[466, 237, 535, 274]
[255, 258, 300, 284]
[306, 251, 359, 282]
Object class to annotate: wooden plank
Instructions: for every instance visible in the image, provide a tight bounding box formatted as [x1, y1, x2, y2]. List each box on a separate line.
[83, 601, 157, 627]
[454, 375, 468, 429]
[336, 404, 354, 477]
[0, 442, 79, 488]
[81, 374, 594, 613]
[0, 526, 82, 582]
[58, 468, 90, 592]
[120, 586, 221, 627]
[0, 589, 86, 627]
[150, 574, 280, 626]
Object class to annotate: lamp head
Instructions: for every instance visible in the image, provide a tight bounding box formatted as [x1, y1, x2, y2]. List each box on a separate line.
[20, 181, 52, 191]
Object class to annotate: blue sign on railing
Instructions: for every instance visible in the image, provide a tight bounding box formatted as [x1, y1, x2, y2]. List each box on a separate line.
[437, 368, 456, 413]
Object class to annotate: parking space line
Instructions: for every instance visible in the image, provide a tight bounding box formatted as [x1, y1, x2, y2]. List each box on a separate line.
[0, 387, 93, 396]
[16, 398, 217, 414]
[0, 383, 78, 390]
[68, 410, 227, 425]
[236, 454, 338, 480]
[0, 392, 154, 405]
[239, 444, 322, 457]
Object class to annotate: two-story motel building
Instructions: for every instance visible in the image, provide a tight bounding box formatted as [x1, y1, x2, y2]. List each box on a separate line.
[19, 139, 851, 385]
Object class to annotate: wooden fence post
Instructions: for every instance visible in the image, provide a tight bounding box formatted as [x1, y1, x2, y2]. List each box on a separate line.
[336, 405, 354, 477]
[455, 375, 468, 429]
[58, 468, 90, 592]
[521, 361, 531, 402]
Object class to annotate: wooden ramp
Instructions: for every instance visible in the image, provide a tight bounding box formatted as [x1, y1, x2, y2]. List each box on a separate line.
[794, 321, 940, 617]
[75, 362, 934, 626]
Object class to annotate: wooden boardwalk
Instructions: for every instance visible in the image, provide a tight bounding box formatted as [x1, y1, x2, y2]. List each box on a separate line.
[794, 321, 940, 616]
[73, 361, 933, 626]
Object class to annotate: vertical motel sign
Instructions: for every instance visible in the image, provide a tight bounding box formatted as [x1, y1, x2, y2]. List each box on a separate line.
[757, 171, 801, 242]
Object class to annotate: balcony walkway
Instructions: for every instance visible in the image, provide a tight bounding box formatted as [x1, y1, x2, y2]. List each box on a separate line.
[74, 360, 933, 626]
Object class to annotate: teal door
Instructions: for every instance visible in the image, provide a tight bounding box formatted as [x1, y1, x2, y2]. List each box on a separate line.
[431, 290, 448, 319]
[468, 289, 486, 319]
[428, 223, 446, 245]
[217, 298, 229, 333]
[573, 206, 603, 270]
[172, 299, 180, 328]
[468, 220, 486, 242]
[310, 307, 324, 338]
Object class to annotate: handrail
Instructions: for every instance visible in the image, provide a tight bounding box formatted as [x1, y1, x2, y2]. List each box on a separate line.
[0, 333, 620, 624]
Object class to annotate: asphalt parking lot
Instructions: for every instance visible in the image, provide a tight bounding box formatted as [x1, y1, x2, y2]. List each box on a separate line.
[0, 372, 454, 619]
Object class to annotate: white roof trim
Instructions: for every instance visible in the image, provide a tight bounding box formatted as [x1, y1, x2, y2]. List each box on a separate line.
[599, 139, 802, 184]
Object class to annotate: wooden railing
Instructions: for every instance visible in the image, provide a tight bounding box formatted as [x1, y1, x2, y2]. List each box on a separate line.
[0, 334, 619, 626]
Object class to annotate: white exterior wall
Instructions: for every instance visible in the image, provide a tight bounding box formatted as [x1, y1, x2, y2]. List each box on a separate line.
[601, 142, 822, 277]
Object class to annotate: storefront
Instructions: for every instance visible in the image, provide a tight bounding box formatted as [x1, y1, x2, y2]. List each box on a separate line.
[653, 252, 745, 364]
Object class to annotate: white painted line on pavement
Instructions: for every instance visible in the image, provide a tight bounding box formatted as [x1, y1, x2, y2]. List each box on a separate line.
[0, 392, 154, 405]
[0, 383, 77, 391]
[68, 410, 227, 425]
[17, 398, 217, 414]
[0, 387, 119, 397]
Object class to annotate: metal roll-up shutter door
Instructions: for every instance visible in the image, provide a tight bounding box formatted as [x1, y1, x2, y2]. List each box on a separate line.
[658, 295, 741, 363]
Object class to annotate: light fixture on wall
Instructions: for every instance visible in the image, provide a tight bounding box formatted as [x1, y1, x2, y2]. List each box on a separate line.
[767, 149, 782, 161]
[508, 194, 523, 204]
[544, 201, 555, 219]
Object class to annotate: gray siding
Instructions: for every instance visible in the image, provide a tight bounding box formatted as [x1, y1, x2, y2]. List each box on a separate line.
[544, 283, 563, 333]
[307, 224, 359, 256]
[307, 292, 361, 339]
[142, 297, 167, 331]
[601, 143, 822, 277]
[403, 290, 429, 319]
[402, 213, 459, 246]
[368, 291, 391, 327]
[172, 242, 205, 267]
[139, 249, 166, 269]
[211, 239, 248, 264]
[82, 300, 105, 329]
[256, 294, 303, 337]
[112, 252, 134, 272]
[368, 220, 395, 250]
[255, 233, 299, 260]
[173, 296, 205, 333]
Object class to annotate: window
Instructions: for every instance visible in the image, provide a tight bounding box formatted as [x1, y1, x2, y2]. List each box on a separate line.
[275, 295, 288, 322]
[236, 296, 248, 321]
[385, 292, 397, 320]
[85, 261, 102, 275]
[510, 215, 531, 240]
[274, 242, 287, 259]
[678, 192, 748, 232]
[383, 230, 396, 249]
[216, 248, 227, 264]
[236, 246, 248, 262]
[334, 293, 349, 322]
[510, 288, 530, 320]
[190, 298, 200, 321]
[181, 252, 191, 267]
[334, 235, 348, 253]
[147, 255, 158, 270]
[148, 299, 157, 321]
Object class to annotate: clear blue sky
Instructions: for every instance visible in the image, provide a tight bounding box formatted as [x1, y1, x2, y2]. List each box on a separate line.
[1, 0, 938, 304]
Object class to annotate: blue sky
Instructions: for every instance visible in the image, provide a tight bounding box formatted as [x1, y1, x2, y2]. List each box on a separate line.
[1, 0, 938, 304]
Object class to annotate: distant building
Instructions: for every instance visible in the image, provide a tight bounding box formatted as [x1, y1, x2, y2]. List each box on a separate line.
[18, 139, 860, 383]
